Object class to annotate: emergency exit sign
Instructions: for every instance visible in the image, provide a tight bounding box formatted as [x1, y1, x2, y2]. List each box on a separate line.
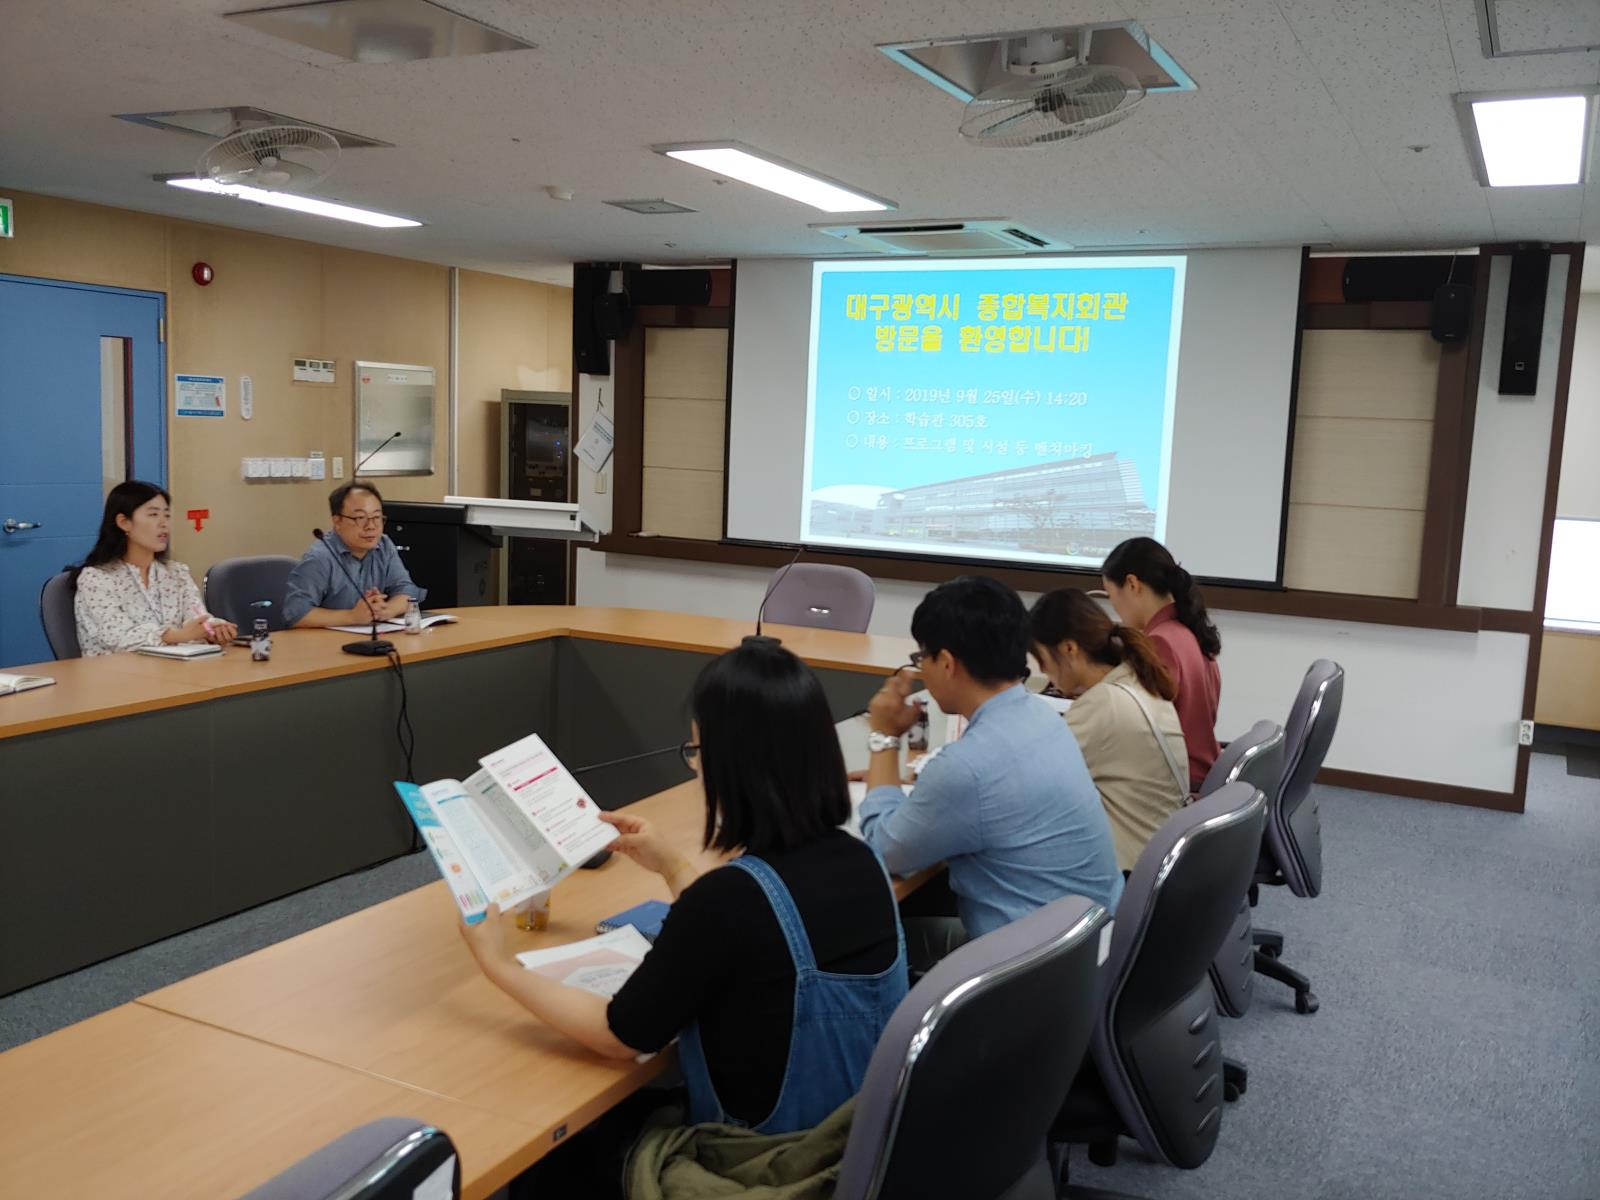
[0, 199, 12, 239]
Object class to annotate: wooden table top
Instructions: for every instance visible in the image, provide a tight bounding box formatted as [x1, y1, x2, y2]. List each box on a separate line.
[0, 1004, 543, 1200]
[0, 606, 914, 740]
[138, 780, 937, 1185]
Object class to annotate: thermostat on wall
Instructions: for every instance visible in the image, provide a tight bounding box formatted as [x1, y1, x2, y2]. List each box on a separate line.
[293, 358, 335, 384]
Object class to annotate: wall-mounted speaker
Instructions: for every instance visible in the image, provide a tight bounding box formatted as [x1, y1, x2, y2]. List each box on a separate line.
[573, 264, 613, 376]
[1431, 282, 1473, 343]
[1498, 249, 1550, 396]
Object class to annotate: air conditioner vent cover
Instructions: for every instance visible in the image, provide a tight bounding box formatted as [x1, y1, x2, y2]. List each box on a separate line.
[811, 219, 1063, 255]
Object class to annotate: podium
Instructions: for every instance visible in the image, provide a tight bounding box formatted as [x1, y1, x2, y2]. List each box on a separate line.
[442, 495, 603, 542]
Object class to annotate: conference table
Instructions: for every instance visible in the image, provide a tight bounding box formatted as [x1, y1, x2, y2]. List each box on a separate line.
[0, 606, 914, 995]
[0, 607, 932, 1198]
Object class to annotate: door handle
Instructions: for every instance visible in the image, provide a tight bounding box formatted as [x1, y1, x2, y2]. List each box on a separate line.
[2, 518, 43, 534]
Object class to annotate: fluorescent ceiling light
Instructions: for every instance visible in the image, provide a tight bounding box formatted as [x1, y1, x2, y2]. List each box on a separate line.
[1466, 93, 1591, 187]
[656, 143, 893, 213]
[164, 177, 422, 227]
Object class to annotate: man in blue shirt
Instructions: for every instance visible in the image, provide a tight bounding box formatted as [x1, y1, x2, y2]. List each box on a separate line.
[859, 576, 1122, 968]
[283, 482, 424, 628]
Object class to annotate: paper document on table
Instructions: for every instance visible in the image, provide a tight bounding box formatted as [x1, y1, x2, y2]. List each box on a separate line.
[845, 780, 914, 839]
[479, 732, 618, 867]
[327, 612, 458, 634]
[516, 926, 653, 998]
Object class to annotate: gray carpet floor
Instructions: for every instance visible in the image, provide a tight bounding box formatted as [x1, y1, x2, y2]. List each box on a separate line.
[2, 751, 1596, 1198]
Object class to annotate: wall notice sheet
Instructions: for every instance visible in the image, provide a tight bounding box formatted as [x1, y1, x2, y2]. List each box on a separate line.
[395, 732, 617, 923]
[175, 373, 226, 418]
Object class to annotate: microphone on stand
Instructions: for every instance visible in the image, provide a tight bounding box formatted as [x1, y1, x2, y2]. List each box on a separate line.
[354, 430, 403, 477]
[745, 543, 806, 648]
[312, 528, 395, 657]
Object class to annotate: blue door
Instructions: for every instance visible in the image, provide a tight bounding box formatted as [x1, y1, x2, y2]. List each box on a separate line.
[0, 275, 165, 668]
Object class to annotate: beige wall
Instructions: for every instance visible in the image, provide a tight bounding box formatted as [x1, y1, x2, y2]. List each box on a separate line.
[456, 269, 572, 498]
[0, 190, 568, 583]
[1535, 630, 1600, 731]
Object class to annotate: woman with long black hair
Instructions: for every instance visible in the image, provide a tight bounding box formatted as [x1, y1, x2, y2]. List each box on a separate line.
[1100, 537, 1223, 790]
[72, 480, 236, 656]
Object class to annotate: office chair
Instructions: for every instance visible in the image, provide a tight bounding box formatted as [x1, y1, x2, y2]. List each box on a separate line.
[39, 570, 80, 659]
[834, 894, 1111, 1200]
[762, 563, 876, 633]
[1052, 782, 1268, 1198]
[1251, 659, 1343, 1016]
[235, 1117, 458, 1200]
[204, 554, 297, 631]
[1195, 720, 1285, 1101]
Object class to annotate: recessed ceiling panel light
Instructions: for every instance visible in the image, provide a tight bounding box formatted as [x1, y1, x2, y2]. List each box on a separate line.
[654, 142, 893, 213]
[1459, 91, 1594, 187]
[163, 177, 422, 227]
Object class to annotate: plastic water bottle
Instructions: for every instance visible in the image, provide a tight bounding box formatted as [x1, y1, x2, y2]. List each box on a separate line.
[404, 596, 423, 635]
[250, 618, 272, 661]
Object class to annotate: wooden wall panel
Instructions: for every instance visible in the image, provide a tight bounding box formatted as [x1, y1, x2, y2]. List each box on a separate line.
[1295, 329, 1440, 420]
[1283, 328, 1439, 599]
[1281, 504, 1426, 598]
[1534, 630, 1600, 730]
[641, 328, 726, 539]
[643, 328, 728, 400]
[642, 467, 723, 540]
[1288, 418, 1434, 510]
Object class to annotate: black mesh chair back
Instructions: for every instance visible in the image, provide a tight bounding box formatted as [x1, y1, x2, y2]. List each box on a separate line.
[236, 1118, 457, 1200]
[204, 554, 298, 631]
[1197, 721, 1285, 1018]
[1090, 782, 1267, 1169]
[1272, 660, 1343, 898]
[834, 895, 1110, 1200]
[761, 563, 876, 633]
[39, 570, 79, 659]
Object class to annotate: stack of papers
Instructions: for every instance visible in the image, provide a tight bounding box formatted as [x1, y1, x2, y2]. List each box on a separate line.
[516, 926, 654, 999]
[0, 673, 55, 696]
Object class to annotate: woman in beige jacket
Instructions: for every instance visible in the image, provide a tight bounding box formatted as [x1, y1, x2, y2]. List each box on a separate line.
[1028, 589, 1191, 872]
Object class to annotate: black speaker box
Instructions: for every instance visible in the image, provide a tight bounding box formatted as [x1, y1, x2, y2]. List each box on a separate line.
[1499, 249, 1550, 396]
[572, 264, 612, 376]
[1431, 282, 1473, 343]
[1343, 255, 1474, 302]
[627, 269, 714, 307]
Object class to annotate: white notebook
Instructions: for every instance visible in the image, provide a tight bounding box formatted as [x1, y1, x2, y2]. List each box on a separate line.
[134, 643, 224, 659]
[0, 673, 55, 696]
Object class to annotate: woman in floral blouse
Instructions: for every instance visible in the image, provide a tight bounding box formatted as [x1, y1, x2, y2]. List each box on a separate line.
[72, 480, 237, 657]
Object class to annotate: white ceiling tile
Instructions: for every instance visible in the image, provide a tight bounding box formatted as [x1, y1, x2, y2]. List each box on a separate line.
[1, 0, 1597, 273]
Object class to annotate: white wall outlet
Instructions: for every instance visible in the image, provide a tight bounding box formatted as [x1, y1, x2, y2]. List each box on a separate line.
[595, 472, 608, 495]
[1518, 720, 1535, 747]
[332, 455, 344, 479]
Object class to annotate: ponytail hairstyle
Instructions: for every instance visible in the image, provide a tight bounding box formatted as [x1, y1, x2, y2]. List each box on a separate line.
[1029, 588, 1176, 701]
[71, 480, 172, 590]
[1101, 537, 1222, 660]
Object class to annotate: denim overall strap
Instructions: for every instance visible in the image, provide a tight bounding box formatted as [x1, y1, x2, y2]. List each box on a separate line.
[678, 854, 910, 1134]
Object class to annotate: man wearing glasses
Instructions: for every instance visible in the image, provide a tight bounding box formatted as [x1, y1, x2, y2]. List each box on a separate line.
[282, 481, 425, 628]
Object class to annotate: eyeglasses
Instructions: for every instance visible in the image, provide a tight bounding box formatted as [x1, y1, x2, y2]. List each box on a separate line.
[336, 512, 386, 528]
[906, 650, 929, 670]
[678, 740, 701, 769]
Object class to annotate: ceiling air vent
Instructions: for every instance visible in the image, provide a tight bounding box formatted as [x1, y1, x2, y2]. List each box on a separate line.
[811, 219, 1063, 256]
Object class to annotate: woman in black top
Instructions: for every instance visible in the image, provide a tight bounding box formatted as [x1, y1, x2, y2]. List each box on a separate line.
[459, 640, 907, 1132]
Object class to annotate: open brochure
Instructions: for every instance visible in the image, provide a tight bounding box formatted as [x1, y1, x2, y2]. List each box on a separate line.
[328, 611, 458, 635]
[516, 925, 654, 999]
[394, 732, 618, 924]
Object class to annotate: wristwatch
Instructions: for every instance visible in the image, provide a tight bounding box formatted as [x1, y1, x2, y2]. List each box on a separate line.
[867, 730, 904, 753]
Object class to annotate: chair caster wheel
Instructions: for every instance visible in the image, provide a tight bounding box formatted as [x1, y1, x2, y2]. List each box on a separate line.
[1259, 945, 1281, 960]
[1295, 990, 1319, 1015]
[1224, 1080, 1244, 1102]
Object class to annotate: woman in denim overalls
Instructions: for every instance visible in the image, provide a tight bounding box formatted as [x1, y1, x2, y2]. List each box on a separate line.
[460, 641, 909, 1152]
